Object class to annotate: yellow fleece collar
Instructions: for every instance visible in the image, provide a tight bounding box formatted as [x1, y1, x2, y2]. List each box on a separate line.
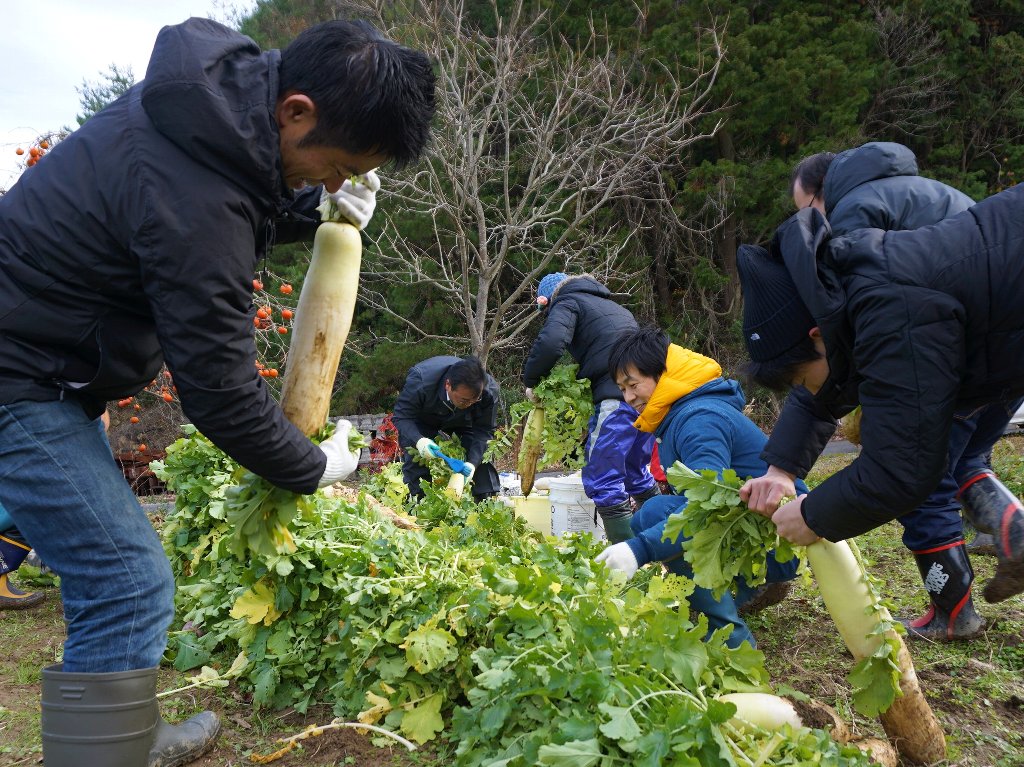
[633, 344, 722, 433]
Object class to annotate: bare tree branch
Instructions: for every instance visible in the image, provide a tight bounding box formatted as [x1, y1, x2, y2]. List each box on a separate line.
[352, 0, 724, 363]
[862, 2, 953, 139]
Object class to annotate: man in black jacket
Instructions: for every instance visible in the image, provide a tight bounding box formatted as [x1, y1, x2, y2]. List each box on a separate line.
[764, 142, 1007, 641]
[736, 182, 1024, 611]
[522, 273, 660, 543]
[0, 17, 434, 766]
[394, 356, 500, 501]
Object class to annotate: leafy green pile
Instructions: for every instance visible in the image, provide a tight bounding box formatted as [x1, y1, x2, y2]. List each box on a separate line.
[155, 429, 872, 765]
[489, 364, 593, 470]
[202, 420, 364, 559]
[663, 463, 800, 599]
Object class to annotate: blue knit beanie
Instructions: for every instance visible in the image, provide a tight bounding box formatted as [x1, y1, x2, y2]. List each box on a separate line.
[537, 273, 568, 306]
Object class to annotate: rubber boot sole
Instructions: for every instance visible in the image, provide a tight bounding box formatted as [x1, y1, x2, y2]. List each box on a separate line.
[899, 615, 985, 641]
[0, 590, 46, 610]
[149, 712, 222, 767]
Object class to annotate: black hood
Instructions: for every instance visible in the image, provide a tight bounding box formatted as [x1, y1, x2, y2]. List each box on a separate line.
[770, 209, 864, 414]
[141, 18, 286, 207]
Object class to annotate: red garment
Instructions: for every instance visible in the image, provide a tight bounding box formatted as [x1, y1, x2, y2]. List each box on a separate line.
[650, 442, 666, 482]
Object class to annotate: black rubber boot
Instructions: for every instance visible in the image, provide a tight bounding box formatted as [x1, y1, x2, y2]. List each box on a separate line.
[630, 484, 662, 509]
[41, 664, 221, 767]
[42, 664, 159, 767]
[900, 541, 985, 641]
[148, 711, 222, 767]
[596, 499, 634, 544]
[965, 532, 997, 556]
[958, 472, 1024, 602]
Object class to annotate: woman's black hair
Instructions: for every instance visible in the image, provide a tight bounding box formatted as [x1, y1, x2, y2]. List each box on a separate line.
[280, 19, 436, 168]
[608, 326, 670, 382]
[447, 356, 487, 393]
[789, 151, 836, 199]
[740, 335, 824, 392]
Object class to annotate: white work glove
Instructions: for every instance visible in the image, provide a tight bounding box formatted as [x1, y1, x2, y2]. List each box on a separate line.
[317, 419, 361, 488]
[524, 388, 538, 403]
[446, 472, 466, 499]
[326, 170, 380, 230]
[416, 437, 440, 460]
[595, 542, 639, 579]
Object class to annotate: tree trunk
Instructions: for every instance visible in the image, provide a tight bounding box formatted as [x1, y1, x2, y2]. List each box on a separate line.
[714, 128, 740, 310]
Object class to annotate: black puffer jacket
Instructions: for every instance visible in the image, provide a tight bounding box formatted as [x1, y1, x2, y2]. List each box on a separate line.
[764, 143, 975, 479]
[0, 19, 328, 493]
[392, 356, 500, 467]
[522, 276, 637, 402]
[772, 182, 1024, 541]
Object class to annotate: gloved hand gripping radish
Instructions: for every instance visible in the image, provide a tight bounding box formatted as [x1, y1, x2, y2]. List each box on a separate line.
[416, 437, 441, 460]
[317, 420, 363, 488]
[322, 170, 380, 230]
[594, 541, 638, 579]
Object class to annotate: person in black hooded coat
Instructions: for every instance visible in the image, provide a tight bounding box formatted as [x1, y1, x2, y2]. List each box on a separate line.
[781, 141, 1010, 641]
[0, 17, 434, 766]
[735, 181, 1024, 611]
[522, 274, 660, 543]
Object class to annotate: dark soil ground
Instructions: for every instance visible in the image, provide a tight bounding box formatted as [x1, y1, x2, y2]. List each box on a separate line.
[3, 439, 1024, 766]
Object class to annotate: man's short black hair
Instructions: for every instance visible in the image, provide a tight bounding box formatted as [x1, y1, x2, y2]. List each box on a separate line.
[608, 326, 670, 382]
[790, 151, 836, 199]
[447, 356, 487, 393]
[280, 19, 436, 168]
[741, 335, 823, 392]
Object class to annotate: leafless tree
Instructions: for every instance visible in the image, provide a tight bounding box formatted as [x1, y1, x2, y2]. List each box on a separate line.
[862, 1, 952, 139]
[351, 0, 724, 363]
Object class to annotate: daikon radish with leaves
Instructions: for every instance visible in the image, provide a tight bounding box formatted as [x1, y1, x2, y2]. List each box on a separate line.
[808, 538, 946, 765]
[227, 191, 364, 556]
[517, 404, 545, 495]
[719, 692, 898, 766]
[665, 462, 946, 765]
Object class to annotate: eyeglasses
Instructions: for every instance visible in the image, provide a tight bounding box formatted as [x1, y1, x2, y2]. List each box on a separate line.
[446, 383, 483, 408]
[450, 391, 482, 407]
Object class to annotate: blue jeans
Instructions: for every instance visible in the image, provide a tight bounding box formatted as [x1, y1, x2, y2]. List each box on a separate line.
[0, 399, 174, 672]
[632, 496, 798, 649]
[898, 398, 1023, 551]
[583, 400, 655, 507]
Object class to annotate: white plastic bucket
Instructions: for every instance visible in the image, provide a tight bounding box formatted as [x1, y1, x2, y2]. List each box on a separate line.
[548, 474, 605, 540]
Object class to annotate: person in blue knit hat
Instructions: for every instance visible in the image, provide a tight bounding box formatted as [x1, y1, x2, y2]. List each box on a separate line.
[535, 272, 568, 308]
[522, 272, 660, 542]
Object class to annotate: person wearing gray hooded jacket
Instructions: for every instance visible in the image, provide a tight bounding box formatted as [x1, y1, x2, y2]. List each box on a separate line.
[0, 17, 435, 767]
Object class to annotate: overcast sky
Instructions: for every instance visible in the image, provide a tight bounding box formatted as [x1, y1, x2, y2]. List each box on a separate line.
[0, 1, 251, 186]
